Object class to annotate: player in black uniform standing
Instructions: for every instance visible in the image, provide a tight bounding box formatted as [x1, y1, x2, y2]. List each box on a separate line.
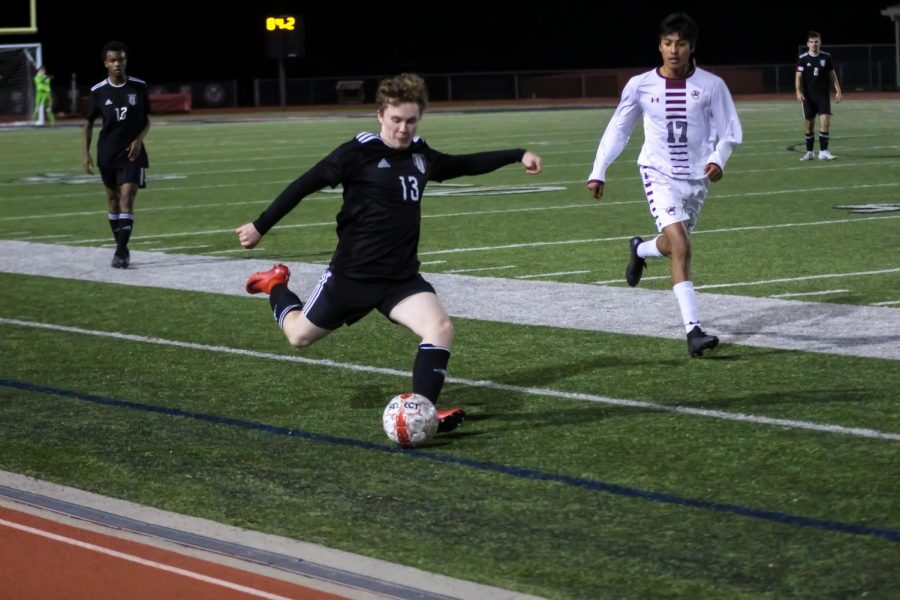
[82, 41, 151, 268]
[236, 73, 542, 434]
[795, 31, 842, 161]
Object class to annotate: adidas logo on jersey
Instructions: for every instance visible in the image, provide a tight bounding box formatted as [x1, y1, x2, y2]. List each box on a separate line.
[105, 99, 113, 105]
[377, 158, 391, 169]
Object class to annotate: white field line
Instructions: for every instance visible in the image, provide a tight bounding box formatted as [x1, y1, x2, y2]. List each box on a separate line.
[696, 268, 900, 290]
[0, 518, 292, 600]
[873, 300, 900, 306]
[444, 265, 517, 274]
[516, 270, 590, 279]
[417, 214, 900, 256]
[770, 289, 849, 298]
[2, 317, 897, 442]
[0, 163, 900, 211]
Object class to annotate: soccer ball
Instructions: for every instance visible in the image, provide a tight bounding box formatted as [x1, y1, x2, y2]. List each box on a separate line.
[382, 393, 438, 448]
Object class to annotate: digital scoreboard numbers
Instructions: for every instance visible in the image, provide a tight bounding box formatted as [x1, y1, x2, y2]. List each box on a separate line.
[265, 15, 305, 58]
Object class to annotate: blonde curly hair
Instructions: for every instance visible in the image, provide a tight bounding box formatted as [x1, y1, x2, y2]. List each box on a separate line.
[375, 73, 428, 114]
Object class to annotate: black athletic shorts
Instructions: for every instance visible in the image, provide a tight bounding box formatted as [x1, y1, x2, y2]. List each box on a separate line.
[303, 269, 436, 330]
[100, 165, 146, 189]
[802, 94, 831, 119]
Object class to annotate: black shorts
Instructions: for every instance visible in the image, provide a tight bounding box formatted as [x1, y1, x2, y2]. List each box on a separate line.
[303, 270, 436, 330]
[100, 165, 146, 189]
[802, 94, 831, 119]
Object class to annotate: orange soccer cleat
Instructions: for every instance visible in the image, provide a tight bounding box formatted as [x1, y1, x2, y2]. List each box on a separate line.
[245, 264, 290, 294]
[436, 407, 467, 433]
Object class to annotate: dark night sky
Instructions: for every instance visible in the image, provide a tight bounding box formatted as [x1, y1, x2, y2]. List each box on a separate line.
[4, 1, 897, 88]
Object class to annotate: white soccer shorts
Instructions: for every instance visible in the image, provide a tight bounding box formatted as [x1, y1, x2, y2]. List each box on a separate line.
[639, 166, 710, 233]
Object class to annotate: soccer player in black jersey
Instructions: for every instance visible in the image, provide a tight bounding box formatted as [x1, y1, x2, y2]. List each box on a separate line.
[82, 41, 151, 268]
[795, 31, 842, 161]
[237, 73, 542, 434]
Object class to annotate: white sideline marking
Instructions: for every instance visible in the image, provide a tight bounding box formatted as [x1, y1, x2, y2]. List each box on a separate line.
[0, 518, 292, 600]
[2, 240, 899, 361]
[2, 317, 898, 442]
[873, 300, 900, 306]
[771, 289, 850, 298]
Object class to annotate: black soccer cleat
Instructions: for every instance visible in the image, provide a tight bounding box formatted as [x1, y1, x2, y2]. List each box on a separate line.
[436, 407, 467, 433]
[111, 248, 130, 269]
[687, 326, 719, 357]
[625, 236, 646, 287]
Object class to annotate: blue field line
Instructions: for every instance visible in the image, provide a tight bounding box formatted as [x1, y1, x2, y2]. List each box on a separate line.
[3, 377, 898, 544]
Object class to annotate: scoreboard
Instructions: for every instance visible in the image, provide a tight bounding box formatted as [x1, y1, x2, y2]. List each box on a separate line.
[265, 15, 305, 59]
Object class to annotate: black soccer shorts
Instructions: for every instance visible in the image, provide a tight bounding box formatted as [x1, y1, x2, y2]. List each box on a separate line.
[802, 94, 832, 119]
[303, 270, 436, 330]
[99, 165, 146, 189]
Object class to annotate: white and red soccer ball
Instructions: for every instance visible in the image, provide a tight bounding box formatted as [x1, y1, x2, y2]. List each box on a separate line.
[382, 393, 438, 447]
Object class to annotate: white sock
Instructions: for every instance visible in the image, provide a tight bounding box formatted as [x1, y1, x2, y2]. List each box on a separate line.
[673, 281, 700, 333]
[637, 236, 664, 258]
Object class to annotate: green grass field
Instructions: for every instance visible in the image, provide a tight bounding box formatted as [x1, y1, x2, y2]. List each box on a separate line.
[1, 99, 899, 599]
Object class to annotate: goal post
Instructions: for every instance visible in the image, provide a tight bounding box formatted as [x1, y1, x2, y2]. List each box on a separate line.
[0, 0, 38, 35]
[0, 43, 42, 120]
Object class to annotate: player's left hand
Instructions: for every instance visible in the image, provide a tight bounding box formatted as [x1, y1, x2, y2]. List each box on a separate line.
[704, 163, 723, 182]
[127, 140, 141, 161]
[522, 151, 542, 174]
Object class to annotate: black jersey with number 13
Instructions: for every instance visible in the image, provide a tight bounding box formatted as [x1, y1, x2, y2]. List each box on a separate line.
[253, 132, 525, 281]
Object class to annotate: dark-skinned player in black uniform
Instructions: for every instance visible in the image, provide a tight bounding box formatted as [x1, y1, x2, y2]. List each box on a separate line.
[236, 73, 542, 434]
[82, 40, 150, 268]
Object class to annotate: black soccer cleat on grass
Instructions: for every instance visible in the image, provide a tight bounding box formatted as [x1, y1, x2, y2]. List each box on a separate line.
[687, 326, 719, 357]
[625, 236, 646, 287]
[436, 407, 467, 433]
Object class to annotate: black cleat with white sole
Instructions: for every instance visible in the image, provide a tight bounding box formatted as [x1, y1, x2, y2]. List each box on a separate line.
[687, 326, 719, 357]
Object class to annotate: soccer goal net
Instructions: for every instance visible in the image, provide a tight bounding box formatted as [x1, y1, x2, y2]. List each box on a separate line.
[0, 43, 42, 119]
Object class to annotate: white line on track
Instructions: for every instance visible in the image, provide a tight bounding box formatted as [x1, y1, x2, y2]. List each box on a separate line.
[2, 317, 897, 441]
[0, 518, 292, 600]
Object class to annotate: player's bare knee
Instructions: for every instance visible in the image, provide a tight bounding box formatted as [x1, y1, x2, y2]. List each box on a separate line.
[285, 331, 315, 348]
[427, 316, 454, 346]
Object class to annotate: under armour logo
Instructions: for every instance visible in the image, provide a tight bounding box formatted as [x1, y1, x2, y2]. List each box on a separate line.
[651, 98, 660, 103]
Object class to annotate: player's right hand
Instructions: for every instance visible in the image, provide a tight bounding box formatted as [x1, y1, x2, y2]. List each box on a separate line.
[83, 156, 94, 174]
[587, 180, 604, 199]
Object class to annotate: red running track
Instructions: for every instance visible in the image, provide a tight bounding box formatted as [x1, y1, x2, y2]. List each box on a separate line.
[0, 505, 349, 599]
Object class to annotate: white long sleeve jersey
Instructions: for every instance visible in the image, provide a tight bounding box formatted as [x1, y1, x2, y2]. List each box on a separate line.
[588, 67, 742, 182]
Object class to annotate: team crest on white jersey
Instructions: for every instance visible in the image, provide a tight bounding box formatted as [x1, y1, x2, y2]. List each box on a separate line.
[412, 154, 426, 174]
[128, 94, 137, 106]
